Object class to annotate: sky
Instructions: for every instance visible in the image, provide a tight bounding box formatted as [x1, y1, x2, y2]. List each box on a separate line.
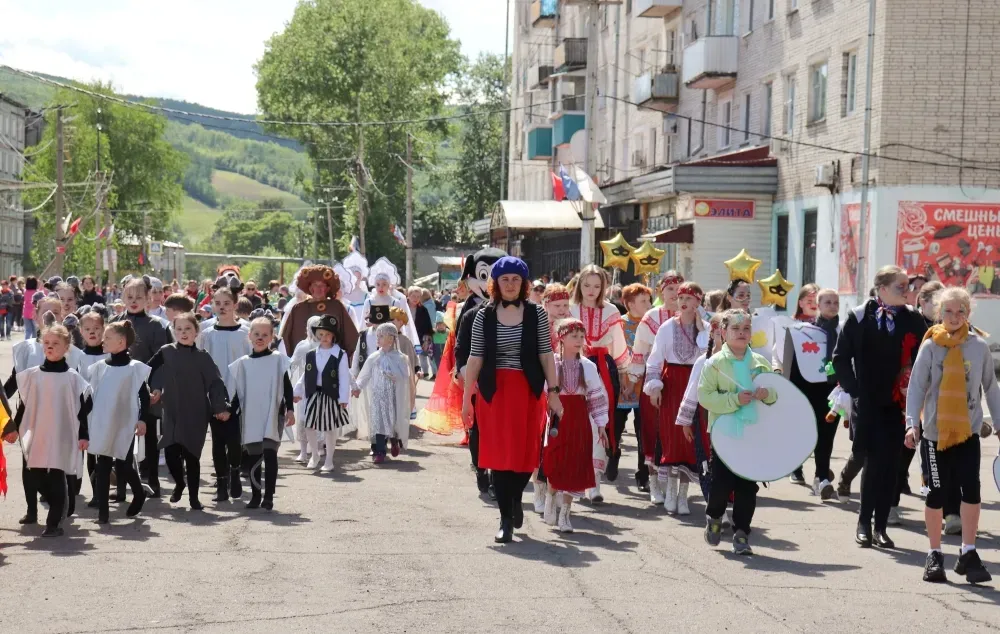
[0, 0, 510, 114]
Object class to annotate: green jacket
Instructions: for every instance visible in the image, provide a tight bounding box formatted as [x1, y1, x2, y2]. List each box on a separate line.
[697, 345, 777, 429]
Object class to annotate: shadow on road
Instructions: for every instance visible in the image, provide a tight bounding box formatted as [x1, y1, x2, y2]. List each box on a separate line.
[725, 551, 861, 577]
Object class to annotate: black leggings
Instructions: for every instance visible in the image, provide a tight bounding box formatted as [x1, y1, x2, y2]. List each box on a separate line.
[165, 444, 201, 500]
[246, 449, 278, 499]
[95, 454, 143, 516]
[138, 415, 159, 489]
[491, 470, 532, 521]
[706, 449, 758, 535]
[28, 468, 67, 529]
[808, 390, 838, 481]
[857, 411, 905, 531]
[611, 407, 645, 482]
[210, 413, 242, 477]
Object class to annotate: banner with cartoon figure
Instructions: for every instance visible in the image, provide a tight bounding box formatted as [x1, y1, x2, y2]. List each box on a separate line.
[839, 203, 870, 294]
[896, 201, 1000, 297]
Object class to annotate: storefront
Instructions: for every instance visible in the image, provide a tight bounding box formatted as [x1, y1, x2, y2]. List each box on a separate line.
[490, 200, 606, 281]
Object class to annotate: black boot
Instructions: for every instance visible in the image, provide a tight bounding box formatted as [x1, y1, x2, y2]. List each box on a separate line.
[126, 489, 147, 518]
[19, 512, 37, 525]
[213, 474, 229, 502]
[494, 518, 513, 543]
[605, 451, 620, 483]
[170, 483, 185, 503]
[476, 469, 490, 493]
[229, 468, 243, 499]
[855, 522, 873, 548]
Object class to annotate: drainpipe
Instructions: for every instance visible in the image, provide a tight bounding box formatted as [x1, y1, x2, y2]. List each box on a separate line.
[609, 3, 622, 183]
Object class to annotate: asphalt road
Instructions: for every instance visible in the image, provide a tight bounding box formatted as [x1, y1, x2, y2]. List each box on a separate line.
[1, 333, 999, 633]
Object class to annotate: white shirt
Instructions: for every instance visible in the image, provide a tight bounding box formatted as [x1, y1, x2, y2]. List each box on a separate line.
[292, 344, 350, 404]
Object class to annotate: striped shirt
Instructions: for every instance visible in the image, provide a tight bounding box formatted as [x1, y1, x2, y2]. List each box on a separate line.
[470, 304, 552, 370]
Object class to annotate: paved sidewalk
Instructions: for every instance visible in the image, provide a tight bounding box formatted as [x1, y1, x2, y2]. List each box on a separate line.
[0, 335, 998, 633]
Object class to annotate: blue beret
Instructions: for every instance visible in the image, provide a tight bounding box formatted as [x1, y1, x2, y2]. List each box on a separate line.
[490, 256, 529, 281]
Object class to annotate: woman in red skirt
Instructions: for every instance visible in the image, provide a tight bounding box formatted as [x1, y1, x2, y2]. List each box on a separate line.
[643, 282, 710, 515]
[542, 318, 609, 533]
[462, 257, 562, 544]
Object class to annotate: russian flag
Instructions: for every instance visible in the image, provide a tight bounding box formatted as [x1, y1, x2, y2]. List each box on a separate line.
[558, 164, 581, 201]
[551, 171, 565, 201]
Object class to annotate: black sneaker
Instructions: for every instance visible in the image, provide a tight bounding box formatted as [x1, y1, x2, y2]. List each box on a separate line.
[923, 551, 947, 583]
[837, 479, 851, 499]
[41, 526, 64, 538]
[954, 549, 993, 584]
[169, 484, 185, 503]
[789, 468, 806, 485]
[18, 513, 37, 525]
[704, 517, 723, 547]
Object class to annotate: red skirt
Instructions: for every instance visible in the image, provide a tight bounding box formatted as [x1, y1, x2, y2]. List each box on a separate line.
[585, 346, 617, 453]
[659, 363, 699, 471]
[476, 370, 545, 472]
[543, 394, 596, 493]
[414, 331, 464, 435]
[639, 390, 658, 464]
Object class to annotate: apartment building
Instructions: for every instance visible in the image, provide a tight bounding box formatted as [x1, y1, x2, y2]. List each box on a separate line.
[0, 93, 27, 278]
[508, 0, 1000, 331]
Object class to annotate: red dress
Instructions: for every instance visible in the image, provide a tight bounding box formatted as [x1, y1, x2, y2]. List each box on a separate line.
[659, 363, 700, 479]
[543, 394, 596, 493]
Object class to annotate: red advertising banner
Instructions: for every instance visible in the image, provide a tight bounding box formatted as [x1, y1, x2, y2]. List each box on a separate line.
[896, 201, 1000, 297]
[693, 199, 755, 219]
[839, 203, 870, 294]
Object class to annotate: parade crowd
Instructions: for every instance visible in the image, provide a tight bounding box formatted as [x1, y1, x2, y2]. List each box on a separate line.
[1, 248, 997, 587]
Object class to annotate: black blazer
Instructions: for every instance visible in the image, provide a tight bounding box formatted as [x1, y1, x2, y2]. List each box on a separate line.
[475, 301, 545, 404]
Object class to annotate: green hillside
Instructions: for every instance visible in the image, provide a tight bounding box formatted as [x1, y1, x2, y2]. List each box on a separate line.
[176, 195, 223, 244]
[211, 171, 308, 209]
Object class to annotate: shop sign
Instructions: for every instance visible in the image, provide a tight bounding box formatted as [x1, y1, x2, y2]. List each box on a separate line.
[896, 201, 1000, 296]
[693, 199, 755, 219]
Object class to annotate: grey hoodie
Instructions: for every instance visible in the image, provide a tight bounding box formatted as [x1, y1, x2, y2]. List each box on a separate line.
[905, 330, 1000, 441]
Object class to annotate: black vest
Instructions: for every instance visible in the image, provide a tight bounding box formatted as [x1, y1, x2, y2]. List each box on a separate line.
[357, 328, 373, 371]
[304, 349, 344, 400]
[477, 302, 545, 404]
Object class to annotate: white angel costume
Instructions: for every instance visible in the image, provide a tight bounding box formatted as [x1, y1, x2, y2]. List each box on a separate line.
[277, 261, 313, 351]
[17, 366, 92, 472]
[342, 252, 370, 329]
[289, 315, 322, 460]
[87, 360, 151, 460]
[353, 333, 411, 450]
[227, 352, 291, 450]
[363, 257, 421, 353]
[333, 261, 363, 330]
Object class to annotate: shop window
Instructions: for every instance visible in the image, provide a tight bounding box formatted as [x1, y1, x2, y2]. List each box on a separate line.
[802, 209, 817, 284]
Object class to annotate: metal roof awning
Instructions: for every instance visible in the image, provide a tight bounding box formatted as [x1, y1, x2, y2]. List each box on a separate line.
[432, 256, 465, 267]
[492, 200, 606, 231]
[640, 223, 694, 243]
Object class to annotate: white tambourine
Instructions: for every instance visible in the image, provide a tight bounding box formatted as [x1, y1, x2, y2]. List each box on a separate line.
[711, 372, 818, 482]
[993, 454, 999, 494]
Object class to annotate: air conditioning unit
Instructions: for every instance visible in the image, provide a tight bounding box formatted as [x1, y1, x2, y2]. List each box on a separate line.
[814, 163, 835, 187]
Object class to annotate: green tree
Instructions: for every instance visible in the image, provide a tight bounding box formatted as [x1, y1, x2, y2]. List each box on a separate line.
[453, 53, 508, 241]
[254, 0, 462, 262]
[24, 82, 186, 277]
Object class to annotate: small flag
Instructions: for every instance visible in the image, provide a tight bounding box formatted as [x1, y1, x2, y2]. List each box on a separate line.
[138, 249, 146, 266]
[349, 235, 360, 253]
[558, 165, 581, 201]
[550, 171, 565, 202]
[67, 217, 83, 236]
[569, 165, 607, 205]
[392, 224, 407, 246]
[97, 223, 114, 240]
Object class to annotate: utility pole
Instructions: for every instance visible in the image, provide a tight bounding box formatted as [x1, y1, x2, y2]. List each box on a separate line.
[323, 190, 335, 264]
[579, 0, 600, 267]
[142, 208, 149, 272]
[53, 106, 66, 276]
[856, 0, 876, 304]
[95, 114, 104, 283]
[356, 96, 367, 256]
[499, 0, 511, 202]
[405, 134, 414, 286]
[312, 208, 319, 261]
[104, 174, 115, 285]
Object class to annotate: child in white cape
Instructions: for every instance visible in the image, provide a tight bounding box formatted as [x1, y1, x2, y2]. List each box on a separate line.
[352, 323, 411, 463]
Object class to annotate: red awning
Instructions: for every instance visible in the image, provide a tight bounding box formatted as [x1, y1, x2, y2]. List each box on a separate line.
[641, 223, 693, 244]
[684, 145, 777, 167]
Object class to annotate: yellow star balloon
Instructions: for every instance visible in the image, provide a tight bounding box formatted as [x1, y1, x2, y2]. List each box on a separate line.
[758, 269, 795, 308]
[600, 232, 635, 270]
[724, 249, 762, 283]
[631, 241, 666, 276]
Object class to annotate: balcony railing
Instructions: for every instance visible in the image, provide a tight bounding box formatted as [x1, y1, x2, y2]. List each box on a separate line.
[633, 0, 682, 18]
[531, 0, 557, 29]
[554, 38, 587, 73]
[529, 64, 554, 90]
[682, 36, 739, 90]
[558, 94, 585, 113]
[633, 70, 680, 112]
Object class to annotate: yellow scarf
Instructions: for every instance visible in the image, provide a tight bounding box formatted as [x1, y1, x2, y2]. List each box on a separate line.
[927, 324, 971, 450]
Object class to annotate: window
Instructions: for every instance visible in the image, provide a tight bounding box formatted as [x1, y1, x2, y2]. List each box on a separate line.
[783, 74, 796, 134]
[743, 93, 752, 141]
[809, 62, 827, 123]
[665, 29, 677, 66]
[748, 0, 755, 32]
[843, 52, 858, 116]
[789, 0, 799, 11]
[768, 0, 775, 20]
[802, 210, 818, 284]
[763, 82, 773, 139]
[714, 0, 737, 36]
[720, 100, 732, 148]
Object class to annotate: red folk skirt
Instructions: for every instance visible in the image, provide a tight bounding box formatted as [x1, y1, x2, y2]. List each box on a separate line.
[475, 369, 545, 473]
[543, 394, 596, 493]
[639, 391, 658, 465]
[585, 346, 617, 453]
[659, 363, 699, 475]
[414, 331, 464, 435]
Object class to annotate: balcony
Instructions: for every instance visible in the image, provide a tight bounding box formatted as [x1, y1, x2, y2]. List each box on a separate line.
[526, 126, 553, 160]
[531, 0, 557, 29]
[682, 36, 739, 90]
[528, 64, 554, 90]
[633, 69, 680, 112]
[554, 38, 587, 74]
[550, 94, 584, 146]
[634, 0, 682, 18]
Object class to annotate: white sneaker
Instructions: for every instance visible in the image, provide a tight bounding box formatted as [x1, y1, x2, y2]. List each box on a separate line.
[295, 451, 308, 464]
[543, 491, 558, 526]
[818, 479, 836, 501]
[811, 477, 822, 496]
[533, 482, 547, 514]
[663, 476, 678, 514]
[887, 506, 903, 526]
[649, 475, 665, 505]
[676, 481, 690, 515]
[557, 505, 573, 533]
[944, 514, 962, 535]
[588, 481, 604, 504]
[320, 462, 334, 473]
[306, 456, 320, 470]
